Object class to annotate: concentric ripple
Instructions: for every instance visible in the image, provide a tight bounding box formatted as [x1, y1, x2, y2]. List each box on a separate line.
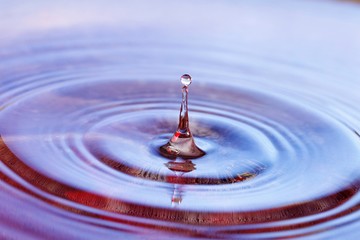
[1, 1, 360, 239]
[1, 73, 360, 237]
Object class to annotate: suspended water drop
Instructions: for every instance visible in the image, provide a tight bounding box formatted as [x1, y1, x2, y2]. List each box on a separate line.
[159, 74, 205, 159]
[180, 74, 192, 87]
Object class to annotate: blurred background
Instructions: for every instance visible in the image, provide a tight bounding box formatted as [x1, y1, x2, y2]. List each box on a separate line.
[0, 0, 359, 75]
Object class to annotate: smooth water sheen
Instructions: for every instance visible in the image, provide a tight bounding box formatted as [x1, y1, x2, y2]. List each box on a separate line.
[0, 0, 360, 239]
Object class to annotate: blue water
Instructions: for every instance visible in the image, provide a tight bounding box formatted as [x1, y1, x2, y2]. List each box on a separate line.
[0, 1, 360, 239]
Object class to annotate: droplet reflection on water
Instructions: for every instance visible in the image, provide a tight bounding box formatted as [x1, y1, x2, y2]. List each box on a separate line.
[0, 1, 360, 239]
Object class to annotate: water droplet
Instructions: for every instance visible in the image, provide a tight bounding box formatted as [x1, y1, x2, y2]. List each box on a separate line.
[180, 74, 192, 87]
[159, 74, 204, 159]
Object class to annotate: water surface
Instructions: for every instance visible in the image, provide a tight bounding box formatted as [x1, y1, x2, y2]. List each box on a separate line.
[0, 1, 360, 239]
